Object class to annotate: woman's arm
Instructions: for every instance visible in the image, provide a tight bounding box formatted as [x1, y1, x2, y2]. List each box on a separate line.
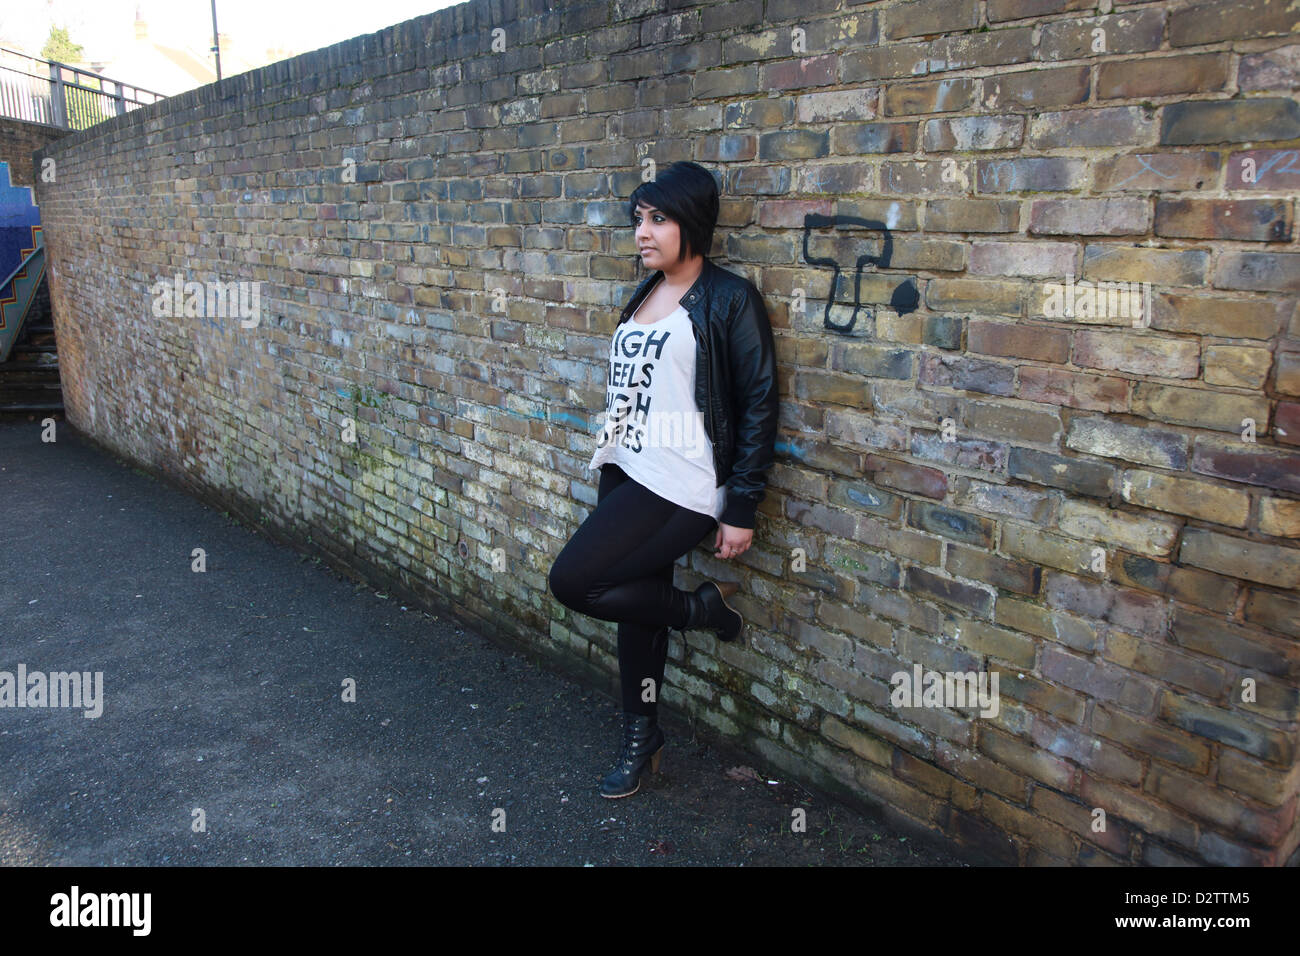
[718, 282, 779, 530]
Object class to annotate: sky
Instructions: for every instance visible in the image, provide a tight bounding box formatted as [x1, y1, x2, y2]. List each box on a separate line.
[0, 0, 467, 65]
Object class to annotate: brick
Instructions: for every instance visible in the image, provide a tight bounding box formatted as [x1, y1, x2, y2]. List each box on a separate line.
[1244, 588, 1300, 637]
[1161, 696, 1294, 765]
[1000, 522, 1098, 575]
[834, 121, 918, 155]
[1091, 705, 1211, 773]
[910, 431, 1008, 475]
[908, 501, 995, 548]
[1072, 330, 1199, 379]
[925, 278, 1023, 316]
[1032, 718, 1143, 784]
[1132, 382, 1269, 435]
[1093, 151, 1220, 193]
[922, 116, 1024, 151]
[835, 197, 920, 231]
[1278, 353, 1300, 396]
[1259, 497, 1300, 538]
[1079, 774, 1199, 850]
[1029, 198, 1151, 236]
[1151, 293, 1289, 340]
[929, 28, 1036, 73]
[969, 320, 1069, 364]
[1203, 345, 1273, 390]
[904, 567, 994, 617]
[1057, 499, 1181, 557]
[1018, 367, 1129, 413]
[969, 241, 1077, 278]
[1119, 469, 1252, 528]
[1067, 418, 1188, 470]
[822, 715, 892, 766]
[947, 547, 1042, 597]
[979, 727, 1076, 790]
[1029, 107, 1158, 149]
[987, 0, 1092, 22]
[919, 353, 1015, 396]
[1103, 630, 1226, 698]
[996, 597, 1098, 651]
[1042, 645, 1160, 712]
[1162, 99, 1300, 146]
[981, 66, 1090, 111]
[884, 78, 978, 115]
[1171, 606, 1300, 679]
[1044, 573, 1168, 638]
[955, 478, 1059, 524]
[1168, 0, 1300, 46]
[961, 399, 1062, 446]
[1238, 44, 1300, 91]
[1279, 403, 1300, 446]
[884, 0, 979, 39]
[1097, 54, 1230, 99]
[1008, 447, 1117, 498]
[1082, 245, 1208, 286]
[1192, 437, 1300, 494]
[935, 740, 1029, 803]
[1032, 786, 1133, 856]
[880, 159, 969, 195]
[1038, 10, 1166, 62]
[1155, 199, 1292, 242]
[983, 793, 1077, 858]
[1218, 748, 1300, 805]
[842, 42, 931, 81]
[1155, 764, 1300, 849]
[1225, 148, 1300, 191]
[925, 198, 1020, 233]
[976, 156, 1087, 193]
[1179, 527, 1300, 589]
[1214, 252, 1300, 293]
[862, 455, 949, 500]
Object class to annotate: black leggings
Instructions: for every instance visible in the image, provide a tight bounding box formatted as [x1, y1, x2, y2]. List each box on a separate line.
[548, 463, 718, 717]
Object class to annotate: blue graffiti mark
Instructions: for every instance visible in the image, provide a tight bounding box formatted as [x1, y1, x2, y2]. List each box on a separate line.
[775, 438, 804, 461]
[1113, 153, 1174, 190]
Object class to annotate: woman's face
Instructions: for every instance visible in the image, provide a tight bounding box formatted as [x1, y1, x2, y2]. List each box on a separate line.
[634, 202, 689, 268]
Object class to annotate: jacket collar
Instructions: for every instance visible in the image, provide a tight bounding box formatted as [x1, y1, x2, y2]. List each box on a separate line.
[619, 256, 715, 328]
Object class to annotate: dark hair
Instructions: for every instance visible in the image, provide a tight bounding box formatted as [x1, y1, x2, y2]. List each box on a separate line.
[627, 161, 720, 264]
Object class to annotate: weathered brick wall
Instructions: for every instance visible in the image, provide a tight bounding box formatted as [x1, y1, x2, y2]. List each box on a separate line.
[0, 117, 68, 188]
[35, 0, 1300, 865]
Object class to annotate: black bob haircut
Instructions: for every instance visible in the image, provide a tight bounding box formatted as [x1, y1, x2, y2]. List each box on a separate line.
[627, 161, 720, 265]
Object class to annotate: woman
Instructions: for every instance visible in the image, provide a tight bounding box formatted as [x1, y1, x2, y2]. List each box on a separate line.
[548, 161, 780, 799]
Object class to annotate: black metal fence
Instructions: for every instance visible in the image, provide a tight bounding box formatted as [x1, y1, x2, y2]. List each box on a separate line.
[0, 47, 164, 130]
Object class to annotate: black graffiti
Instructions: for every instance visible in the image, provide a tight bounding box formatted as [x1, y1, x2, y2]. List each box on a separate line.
[801, 213, 920, 334]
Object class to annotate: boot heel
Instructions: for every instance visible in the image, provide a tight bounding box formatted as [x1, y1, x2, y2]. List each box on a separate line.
[649, 747, 664, 774]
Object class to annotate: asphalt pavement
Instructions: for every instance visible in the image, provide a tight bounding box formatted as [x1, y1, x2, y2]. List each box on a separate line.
[0, 416, 970, 866]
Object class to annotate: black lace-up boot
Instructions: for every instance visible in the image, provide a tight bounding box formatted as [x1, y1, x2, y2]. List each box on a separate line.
[599, 712, 666, 799]
[677, 581, 744, 642]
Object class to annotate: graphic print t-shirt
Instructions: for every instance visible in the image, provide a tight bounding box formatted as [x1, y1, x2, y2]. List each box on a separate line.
[588, 295, 725, 521]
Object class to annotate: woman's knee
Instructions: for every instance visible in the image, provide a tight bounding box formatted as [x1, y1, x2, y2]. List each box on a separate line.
[547, 552, 588, 611]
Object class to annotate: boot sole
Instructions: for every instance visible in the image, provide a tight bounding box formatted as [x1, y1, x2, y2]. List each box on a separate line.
[598, 746, 663, 798]
[709, 583, 745, 643]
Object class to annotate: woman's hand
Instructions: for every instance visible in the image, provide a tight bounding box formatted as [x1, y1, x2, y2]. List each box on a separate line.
[714, 522, 753, 559]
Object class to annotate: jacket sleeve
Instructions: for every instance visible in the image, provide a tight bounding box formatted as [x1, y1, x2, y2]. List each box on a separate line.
[719, 282, 779, 530]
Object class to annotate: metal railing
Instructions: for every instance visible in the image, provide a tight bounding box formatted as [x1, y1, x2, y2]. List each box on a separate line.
[0, 47, 165, 131]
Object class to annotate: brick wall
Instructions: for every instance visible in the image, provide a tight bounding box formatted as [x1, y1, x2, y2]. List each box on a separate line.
[0, 117, 68, 188]
[34, 0, 1300, 865]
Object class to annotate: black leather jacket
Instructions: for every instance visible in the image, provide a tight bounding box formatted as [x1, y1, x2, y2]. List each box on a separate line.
[615, 256, 779, 529]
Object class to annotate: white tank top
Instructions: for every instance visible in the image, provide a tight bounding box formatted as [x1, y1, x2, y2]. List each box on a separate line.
[588, 299, 725, 521]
